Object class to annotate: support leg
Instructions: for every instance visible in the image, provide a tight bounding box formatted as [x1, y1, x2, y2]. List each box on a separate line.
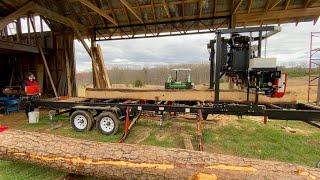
[119, 107, 131, 143]
[263, 115, 268, 124]
[197, 110, 204, 151]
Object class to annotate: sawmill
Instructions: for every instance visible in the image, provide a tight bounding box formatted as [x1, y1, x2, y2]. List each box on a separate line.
[0, 0, 320, 179]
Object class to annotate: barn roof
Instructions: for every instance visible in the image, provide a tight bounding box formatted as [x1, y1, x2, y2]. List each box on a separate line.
[1, 0, 320, 40]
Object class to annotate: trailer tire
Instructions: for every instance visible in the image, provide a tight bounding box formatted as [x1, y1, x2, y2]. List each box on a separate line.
[70, 110, 94, 132]
[96, 111, 119, 135]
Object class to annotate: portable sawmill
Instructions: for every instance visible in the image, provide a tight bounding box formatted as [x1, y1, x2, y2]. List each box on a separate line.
[208, 26, 287, 102]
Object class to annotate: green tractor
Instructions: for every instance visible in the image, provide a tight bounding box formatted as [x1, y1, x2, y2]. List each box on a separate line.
[165, 69, 195, 89]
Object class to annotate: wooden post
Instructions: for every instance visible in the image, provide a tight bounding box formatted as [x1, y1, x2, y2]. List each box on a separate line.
[65, 50, 72, 97]
[317, 74, 320, 105]
[29, 14, 58, 98]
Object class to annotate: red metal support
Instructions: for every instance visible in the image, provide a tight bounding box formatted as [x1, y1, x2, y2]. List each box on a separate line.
[119, 107, 131, 143]
[263, 115, 268, 124]
[0, 126, 8, 132]
[197, 110, 204, 151]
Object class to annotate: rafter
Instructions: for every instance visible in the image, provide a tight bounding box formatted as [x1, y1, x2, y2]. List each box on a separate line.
[119, 0, 144, 23]
[247, 0, 253, 14]
[0, 1, 34, 30]
[163, 0, 171, 18]
[199, 0, 203, 18]
[77, 0, 118, 26]
[269, 0, 283, 10]
[232, 0, 243, 14]
[304, 0, 318, 8]
[284, 0, 290, 10]
[265, 0, 272, 11]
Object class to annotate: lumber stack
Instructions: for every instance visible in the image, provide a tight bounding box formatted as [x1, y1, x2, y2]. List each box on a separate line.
[85, 88, 297, 104]
[91, 45, 111, 89]
[0, 130, 319, 179]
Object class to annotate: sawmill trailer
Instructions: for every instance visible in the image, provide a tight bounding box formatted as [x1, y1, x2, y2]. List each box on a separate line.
[28, 26, 320, 144]
[34, 97, 320, 142]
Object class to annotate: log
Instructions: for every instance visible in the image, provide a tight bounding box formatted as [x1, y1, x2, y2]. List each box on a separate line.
[85, 88, 297, 104]
[0, 129, 319, 179]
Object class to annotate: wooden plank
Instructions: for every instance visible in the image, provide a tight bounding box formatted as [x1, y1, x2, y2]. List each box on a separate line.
[96, 45, 111, 88]
[29, 16, 58, 98]
[85, 88, 297, 104]
[65, 49, 72, 96]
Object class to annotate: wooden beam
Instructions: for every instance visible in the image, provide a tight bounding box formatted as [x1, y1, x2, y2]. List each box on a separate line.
[247, 0, 253, 14]
[0, 1, 34, 30]
[199, 0, 203, 18]
[304, 0, 318, 8]
[163, 0, 171, 18]
[232, 0, 243, 14]
[284, 0, 290, 10]
[119, 0, 144, 23]
[314, 16, 319, 25]
[77, 0, 118, 26]
[0, 40, 47, 54]
[237, 7, 320, 22]
[29, 16, 58, 98]
[269, 0, 283, 10]
[265, 0, 272, 11]
[32, 3, 84, 30]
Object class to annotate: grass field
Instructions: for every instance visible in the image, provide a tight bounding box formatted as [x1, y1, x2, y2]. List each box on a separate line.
[0, 112, 319, 179]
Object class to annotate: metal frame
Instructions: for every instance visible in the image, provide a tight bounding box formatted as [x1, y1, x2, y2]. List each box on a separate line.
[93, 16, 231, 41]
[308, 32, 320, 105]
[34, 98, 320, 122]
[211, 26, 281, 102]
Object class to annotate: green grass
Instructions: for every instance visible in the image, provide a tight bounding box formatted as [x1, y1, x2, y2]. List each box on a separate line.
[201, 119, 320, 167]
[0, 160, 65, 180]
[1, 114, 320, 179]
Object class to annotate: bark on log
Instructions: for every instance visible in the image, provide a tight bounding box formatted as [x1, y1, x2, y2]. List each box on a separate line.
[0, 130, 319, 179]
[85, 88, 297, 104]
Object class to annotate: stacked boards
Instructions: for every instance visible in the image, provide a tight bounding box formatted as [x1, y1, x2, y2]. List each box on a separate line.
[85, 88, 296, 104]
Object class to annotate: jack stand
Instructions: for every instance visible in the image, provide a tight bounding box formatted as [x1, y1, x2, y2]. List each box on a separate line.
[49, 110, 57, 126]
[197, 110, 204, 151]
[160, 113, 164, 130]
[119, 107, 131, 143]
[263, 115, 268, 124]
[119, 107, 141, 143]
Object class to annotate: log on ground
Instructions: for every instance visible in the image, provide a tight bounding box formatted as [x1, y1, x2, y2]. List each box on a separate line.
[85, 88, 297, 104]
[0, 130, 319, 179]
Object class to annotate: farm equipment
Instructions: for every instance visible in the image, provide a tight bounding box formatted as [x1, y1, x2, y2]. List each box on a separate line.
[208, 26, 287, 102]
[165, 69, 195, 89]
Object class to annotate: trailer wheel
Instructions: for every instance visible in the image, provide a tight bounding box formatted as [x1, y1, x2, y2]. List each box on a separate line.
[70, 110, 94, 132]
[96, 112, 119, 135]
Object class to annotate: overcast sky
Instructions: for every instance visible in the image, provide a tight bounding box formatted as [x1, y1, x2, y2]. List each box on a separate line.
[75, 21, 320, 72]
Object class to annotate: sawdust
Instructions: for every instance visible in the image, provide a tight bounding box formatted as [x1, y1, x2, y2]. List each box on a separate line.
[13, 152, 175, 170]
[206, 164, 257, 172]
[281, 126, 311, 135]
